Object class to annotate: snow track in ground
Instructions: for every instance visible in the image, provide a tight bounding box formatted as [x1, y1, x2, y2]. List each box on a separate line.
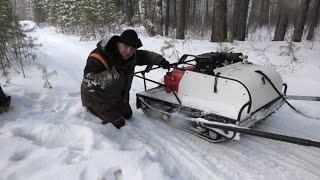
[0, 26, 320, 180]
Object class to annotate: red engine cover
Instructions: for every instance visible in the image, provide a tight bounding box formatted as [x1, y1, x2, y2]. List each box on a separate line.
[164, 66, 194, 93]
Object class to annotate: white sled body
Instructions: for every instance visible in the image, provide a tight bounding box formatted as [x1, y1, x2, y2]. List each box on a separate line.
[178, 62, 284, 122]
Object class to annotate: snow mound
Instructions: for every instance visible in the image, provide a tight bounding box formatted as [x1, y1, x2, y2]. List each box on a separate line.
[19, 20, 36, 32]
[10, 123, 94, 152]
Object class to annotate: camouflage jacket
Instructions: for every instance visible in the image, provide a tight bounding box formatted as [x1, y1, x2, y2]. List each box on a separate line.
[81, 36, 163, 119]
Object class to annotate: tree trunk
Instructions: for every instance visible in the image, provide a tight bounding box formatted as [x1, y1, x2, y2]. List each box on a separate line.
[211, 0, 227, 42]
[138, 0, 145, 25]
[176, 0, 187, 39]
[292, 0, 311, 42]
[270, 0, 280, 26]
[185, 0, 190, 31]
[145, 0, 150, 18]
[160, 0, 164, 35]
[201, 0, 209, 37]
[165, 0, 170, 36]
[258, 0, 265, 26]
[231, 0, 241, 39]
[264, 0, 270, 26]
[307, 0, 320, 40]
[257, 0, 270, 26]
[273, 0, 289, 41]
[126, 0, 134, 26]
[151, 1, 156, 24]
[156, 0, 164, 35]
[205, 0, 209, 27]
[248, 0, 259, 28]
[290, 0, 301, 28]
[236, 0, 250, 41]
[191, 0, 197, 28]
[173, 0, 177, 29]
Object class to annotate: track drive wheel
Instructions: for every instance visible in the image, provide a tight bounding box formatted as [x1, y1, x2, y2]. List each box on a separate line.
[208, 130, 223, 140]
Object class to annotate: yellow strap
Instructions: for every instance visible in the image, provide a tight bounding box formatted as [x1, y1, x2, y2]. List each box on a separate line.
[89, 53, 108, 69]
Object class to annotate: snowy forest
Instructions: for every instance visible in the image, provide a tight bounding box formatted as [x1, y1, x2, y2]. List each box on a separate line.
[1, 0, 320, 180]
[2, 0, 320, 76]
[10, 0, 320, 41]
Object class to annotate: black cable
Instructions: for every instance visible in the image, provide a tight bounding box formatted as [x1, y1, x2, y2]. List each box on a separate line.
[255, 70, 320, 120]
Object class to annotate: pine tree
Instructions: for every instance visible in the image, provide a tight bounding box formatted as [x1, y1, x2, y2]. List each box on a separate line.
[0, 0, 36, 77]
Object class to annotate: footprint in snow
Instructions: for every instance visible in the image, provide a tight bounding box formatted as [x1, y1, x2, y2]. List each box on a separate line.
[10, 149, 31, 161]
[68, 92, 80, 97]
[80, 109, 102, 124]
[101, 167, 123, 180]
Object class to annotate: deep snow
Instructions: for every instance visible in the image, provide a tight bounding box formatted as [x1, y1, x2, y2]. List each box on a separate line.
[0, 23, 320, 180]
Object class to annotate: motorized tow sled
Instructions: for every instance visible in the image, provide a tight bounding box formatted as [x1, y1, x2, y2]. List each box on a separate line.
[134, 52, 320, 148]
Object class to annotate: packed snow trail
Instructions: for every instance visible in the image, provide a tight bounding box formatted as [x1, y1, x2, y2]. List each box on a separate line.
[0, 26, 320, 180]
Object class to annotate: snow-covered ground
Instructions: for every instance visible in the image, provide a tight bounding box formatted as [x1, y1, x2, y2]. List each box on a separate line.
[1, 23, 320, 180]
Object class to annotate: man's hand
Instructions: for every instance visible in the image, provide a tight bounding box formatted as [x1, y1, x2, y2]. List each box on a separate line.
[112, 117, 125, 129]
[160, 59, 170, 69]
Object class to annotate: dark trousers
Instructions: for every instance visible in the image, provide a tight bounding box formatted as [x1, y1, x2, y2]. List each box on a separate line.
[0, 85, 10, 114]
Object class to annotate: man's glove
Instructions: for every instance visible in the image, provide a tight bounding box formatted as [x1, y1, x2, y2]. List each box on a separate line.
[111, 117, 125, 129]
[160, 59, 170, 69]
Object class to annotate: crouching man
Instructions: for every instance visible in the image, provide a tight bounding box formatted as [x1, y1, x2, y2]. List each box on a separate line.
[81, 29, 170, 129]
